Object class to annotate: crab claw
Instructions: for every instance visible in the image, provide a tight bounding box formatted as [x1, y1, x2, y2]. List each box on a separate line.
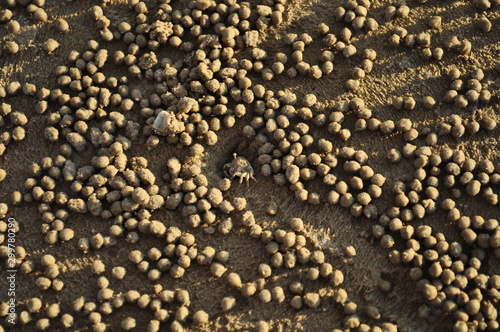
[223, 164, 232, 179]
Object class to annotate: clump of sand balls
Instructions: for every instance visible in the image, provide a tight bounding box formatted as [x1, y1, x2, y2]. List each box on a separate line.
[0, 0, 499, 330]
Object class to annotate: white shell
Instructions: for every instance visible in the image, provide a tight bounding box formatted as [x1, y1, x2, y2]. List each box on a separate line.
[152, 110, 184, 136]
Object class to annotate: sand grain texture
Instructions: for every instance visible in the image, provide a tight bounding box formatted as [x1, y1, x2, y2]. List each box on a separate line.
[0, 0, 499, 331]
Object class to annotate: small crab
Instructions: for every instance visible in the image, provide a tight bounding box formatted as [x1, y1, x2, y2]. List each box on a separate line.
[223, 153, 256, 186]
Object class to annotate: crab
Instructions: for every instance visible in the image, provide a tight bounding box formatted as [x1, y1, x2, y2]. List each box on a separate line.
[223, 153, 256, 186]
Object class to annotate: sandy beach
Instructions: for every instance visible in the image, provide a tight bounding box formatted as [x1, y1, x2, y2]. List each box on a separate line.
[0, 0, 499, 331]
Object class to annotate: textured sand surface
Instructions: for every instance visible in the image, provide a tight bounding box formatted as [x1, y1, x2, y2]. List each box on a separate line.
[0, 0, 499, 331]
